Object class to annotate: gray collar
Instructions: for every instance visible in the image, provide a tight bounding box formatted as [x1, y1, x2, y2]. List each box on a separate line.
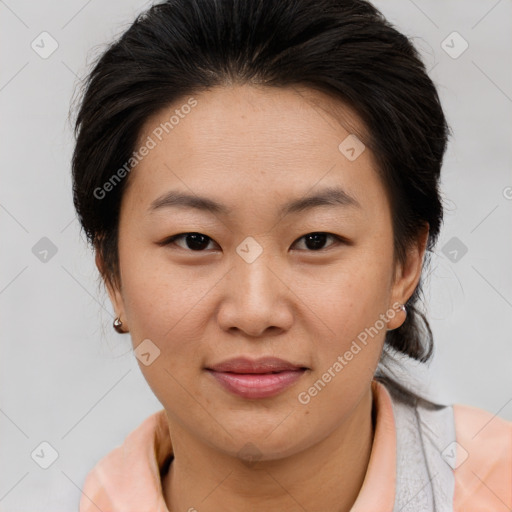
[388, 388, 456, 512]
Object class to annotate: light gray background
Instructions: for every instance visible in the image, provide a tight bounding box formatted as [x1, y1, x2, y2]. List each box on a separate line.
[1, 0, 511, 510]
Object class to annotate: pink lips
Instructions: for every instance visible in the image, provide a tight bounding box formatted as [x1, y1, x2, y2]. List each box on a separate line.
[206, 357, 307, 399]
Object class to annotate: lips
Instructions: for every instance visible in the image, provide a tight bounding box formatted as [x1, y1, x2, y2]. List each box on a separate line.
[206, 357, 308, 399]
[207, 356, 306, 373]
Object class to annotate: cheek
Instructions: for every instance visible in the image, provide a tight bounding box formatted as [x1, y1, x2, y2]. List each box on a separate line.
[122, 267, 208, 348]
[118, 256, 213, 409]
[293, 265, 392, 419]
[297, 254, 395, 406]
[117, 239, 208, 351]
[307, 252, 394, 343]
[117, 245, 214, 388]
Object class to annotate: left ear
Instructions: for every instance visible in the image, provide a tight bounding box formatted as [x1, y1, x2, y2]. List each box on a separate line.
[387, 223, 429, 330]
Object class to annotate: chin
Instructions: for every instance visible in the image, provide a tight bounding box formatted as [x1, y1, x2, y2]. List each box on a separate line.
[215, 420, 312, 462]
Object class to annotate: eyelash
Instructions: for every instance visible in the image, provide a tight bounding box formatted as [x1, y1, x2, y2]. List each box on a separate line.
[158, 232, 347, 252]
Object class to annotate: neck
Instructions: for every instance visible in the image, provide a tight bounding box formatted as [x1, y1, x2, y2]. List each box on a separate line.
[162, 386, 374, 512]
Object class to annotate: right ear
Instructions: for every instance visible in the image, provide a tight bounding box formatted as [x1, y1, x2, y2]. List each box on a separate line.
[95, 250, 126, 323]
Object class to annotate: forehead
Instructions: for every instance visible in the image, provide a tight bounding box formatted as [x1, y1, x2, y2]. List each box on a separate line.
[138, 84, 368, 157]
[124, 84, 385, 215]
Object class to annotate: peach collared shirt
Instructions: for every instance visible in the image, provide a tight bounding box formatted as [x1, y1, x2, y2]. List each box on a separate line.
[79, 381, 512, 511]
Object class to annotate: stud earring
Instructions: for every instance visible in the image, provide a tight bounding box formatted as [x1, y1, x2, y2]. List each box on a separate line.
[113, 317, 125, 334]
[386, 303, 407, 332]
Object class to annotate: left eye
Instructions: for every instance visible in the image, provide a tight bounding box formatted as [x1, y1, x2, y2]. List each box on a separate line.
[159, 232, 344, 252]
[292, 232, 342, 251]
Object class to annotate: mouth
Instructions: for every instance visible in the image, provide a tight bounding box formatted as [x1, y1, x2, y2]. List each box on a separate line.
[205, 357, 309, 399]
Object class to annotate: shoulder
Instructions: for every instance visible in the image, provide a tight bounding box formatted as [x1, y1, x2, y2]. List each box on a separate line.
[452, 403, 512, 512]
[79, 409, 171, 512]
[378, 379, 511, 511]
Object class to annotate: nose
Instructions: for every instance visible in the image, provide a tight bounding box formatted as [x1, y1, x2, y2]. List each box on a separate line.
[216, 251, 294, 338]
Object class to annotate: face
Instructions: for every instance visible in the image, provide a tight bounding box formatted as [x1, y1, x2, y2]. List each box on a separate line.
[102, 84, 426, 460]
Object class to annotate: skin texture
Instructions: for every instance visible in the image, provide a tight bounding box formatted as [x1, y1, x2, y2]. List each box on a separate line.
[98, 84, 428, 512]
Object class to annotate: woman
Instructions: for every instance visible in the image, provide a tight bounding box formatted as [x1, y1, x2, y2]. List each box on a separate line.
[72, 0, 511, 510]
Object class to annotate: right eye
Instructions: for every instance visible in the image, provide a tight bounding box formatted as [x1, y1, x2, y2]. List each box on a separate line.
[158, 232, 219, 251]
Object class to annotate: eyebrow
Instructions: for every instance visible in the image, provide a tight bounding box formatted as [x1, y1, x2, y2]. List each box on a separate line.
[148, 186, 361, 216]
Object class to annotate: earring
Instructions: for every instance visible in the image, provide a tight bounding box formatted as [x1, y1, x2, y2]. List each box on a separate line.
[386, 303, 407, 332]
[113, 317, 125, 334]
